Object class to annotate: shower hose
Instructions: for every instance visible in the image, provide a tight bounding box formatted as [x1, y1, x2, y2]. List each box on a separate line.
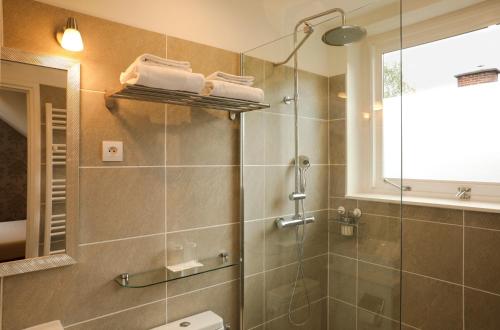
[288, 170, 312, 326]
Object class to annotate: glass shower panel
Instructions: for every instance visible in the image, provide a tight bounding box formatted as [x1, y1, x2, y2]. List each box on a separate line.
[241, 1, 402, 329]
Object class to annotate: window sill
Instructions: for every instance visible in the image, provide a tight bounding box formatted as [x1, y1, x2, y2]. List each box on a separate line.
[347, 192, 500, 214]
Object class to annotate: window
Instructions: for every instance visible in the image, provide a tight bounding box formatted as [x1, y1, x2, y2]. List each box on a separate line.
[379, 24, 500, 201]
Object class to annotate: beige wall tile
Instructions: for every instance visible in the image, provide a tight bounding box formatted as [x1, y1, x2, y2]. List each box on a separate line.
[330, 255, 356, 304]
[3, 0, 166, 92]
[167, 36, 239, 76]
[265, 113, 294, 165]
[403, 220, 462, 283]
[300, 118, 329, 165]
[329, 75, 346, 120]
[242, 56, 266, 90]
[357, 309, 400, 330]
[465, 227, 500, 295]
[298, 70, 329, 120]
[264, 62, 294, 116]
[166, 166, 239, 231]
[330, 165, 346, 198]
[167, 280, 239, 329]
[2, 235, 166, 329]
[464, 211, 500, 230]
[358, 215, 401, 268]
[330, 299, 356, 330]
[265, 255, 327, 320]
[243, 111, 265, 165]
[329, 220, 358, 259]
[166, 106, 239, 166]
[306, 165, 329, 211]
[265, 211, 328, 270]
[244, 220, 265, 276]
[244, 273, 265, 330]
[330, 197, 357, 212]
[166, 223, 239, 267]
[264, 165, 295, 218]
[358, 262, 400, 321]
[167, 266, 239, 298]
[67, 300, 166, 330]
[465, 288, 500, 330]
[402, 272, 462, 329]
[329, 119, 346, 165]
[359, 201, 400, 218]
[80, 91, 166, 167]
[402, 205, 463, 225]
[80, 167, 165, 243]
[243, 166, 265, 221]
[265, 298, 328, 330]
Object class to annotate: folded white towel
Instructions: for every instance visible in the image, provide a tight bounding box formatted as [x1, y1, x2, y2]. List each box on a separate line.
[120, 64, 205, 94]
[207, 71, 254, 86]
[135, 53, 191, 70]
[23, 321, 63, 330]
[206, 75, 254, 86]
[202, 80, 264, 103]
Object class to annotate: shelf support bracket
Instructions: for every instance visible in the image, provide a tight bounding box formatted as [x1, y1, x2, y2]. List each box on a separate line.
[104, 93, 117, 111]
[228, 112, 237, 120]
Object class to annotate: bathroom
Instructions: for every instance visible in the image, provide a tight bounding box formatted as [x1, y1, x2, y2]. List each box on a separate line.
[0, 0, 499, 329]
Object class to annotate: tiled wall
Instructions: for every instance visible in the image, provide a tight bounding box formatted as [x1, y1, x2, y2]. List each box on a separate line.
[1, 0, 240, 328]
[242, 56, 329, 329]
[328, 73, 500, 329]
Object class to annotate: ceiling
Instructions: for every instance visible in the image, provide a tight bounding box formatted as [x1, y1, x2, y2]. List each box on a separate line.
[34, 0, 486, 76]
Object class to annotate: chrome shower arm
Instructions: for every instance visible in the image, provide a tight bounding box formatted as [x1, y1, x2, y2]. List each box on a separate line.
[274, 26, 314, 66]
[274, 8, 346, 66]
[293, 8, 346, 30]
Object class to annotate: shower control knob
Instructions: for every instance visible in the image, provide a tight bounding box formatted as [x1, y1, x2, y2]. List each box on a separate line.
[352, 208, 362, 218]
[337, 206, 346, 215]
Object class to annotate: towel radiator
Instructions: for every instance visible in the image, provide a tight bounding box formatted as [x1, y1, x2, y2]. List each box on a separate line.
[44, 103, 67, 256]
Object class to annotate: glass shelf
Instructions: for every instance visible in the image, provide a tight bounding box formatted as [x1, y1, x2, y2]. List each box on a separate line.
[115, 256, 238, 288]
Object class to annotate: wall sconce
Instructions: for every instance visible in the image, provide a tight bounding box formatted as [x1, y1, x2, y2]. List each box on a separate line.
[56, 17, 84, 52]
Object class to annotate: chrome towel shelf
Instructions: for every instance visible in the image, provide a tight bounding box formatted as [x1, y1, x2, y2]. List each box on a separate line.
[105, 84, 270, 119]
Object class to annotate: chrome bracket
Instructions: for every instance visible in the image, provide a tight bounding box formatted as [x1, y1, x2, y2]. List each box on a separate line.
[104, 93, 117, 111]
[283, 96, 295, 104]
[119, 273, 129, 286]
[228, 112, 237, 120]
[456, 187, 471, 200]
[289, 192, 306, 200]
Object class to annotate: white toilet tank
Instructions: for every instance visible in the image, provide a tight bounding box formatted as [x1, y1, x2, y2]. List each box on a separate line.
[151, 311, 224, 330]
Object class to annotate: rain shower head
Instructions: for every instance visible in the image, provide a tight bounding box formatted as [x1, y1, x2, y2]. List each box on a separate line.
[322, 25, 366, 46]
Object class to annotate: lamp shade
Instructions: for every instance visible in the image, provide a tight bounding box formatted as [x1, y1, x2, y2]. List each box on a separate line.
[59, 17, 84, 52]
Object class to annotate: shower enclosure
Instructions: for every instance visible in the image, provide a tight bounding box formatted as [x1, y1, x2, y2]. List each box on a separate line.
[241, 0, 500, 329]
[240, 1, 402, 329]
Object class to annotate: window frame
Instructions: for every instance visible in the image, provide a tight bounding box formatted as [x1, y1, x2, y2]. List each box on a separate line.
[347, 1, 500, 208]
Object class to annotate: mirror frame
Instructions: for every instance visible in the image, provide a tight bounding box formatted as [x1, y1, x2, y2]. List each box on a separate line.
[0, 47, 80, 276]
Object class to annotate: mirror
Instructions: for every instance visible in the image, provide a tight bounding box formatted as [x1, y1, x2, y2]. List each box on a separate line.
[0, 48, 79, 275]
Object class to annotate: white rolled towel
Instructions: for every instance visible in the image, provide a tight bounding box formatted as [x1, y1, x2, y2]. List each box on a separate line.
[207, 71, 254, 86]
[120, 64, 205, 94]
[202, 80, 264, 103]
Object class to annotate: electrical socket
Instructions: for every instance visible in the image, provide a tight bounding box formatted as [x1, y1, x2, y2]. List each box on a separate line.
[102, 141, 123, 162]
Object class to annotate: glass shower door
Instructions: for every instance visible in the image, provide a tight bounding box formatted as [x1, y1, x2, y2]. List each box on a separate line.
[241, 1, 403, 329]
